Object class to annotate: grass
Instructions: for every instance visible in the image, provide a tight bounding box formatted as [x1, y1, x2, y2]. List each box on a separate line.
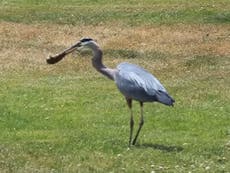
[1, 0, 230, 25]
[0, 0, 230, 172]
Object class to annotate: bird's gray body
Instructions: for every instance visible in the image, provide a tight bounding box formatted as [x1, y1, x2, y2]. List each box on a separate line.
[115, 62, 174, 105]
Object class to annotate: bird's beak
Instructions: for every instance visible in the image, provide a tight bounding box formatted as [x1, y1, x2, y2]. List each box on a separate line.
[46, 41, 81, 64]
[64, 41, 81, 54]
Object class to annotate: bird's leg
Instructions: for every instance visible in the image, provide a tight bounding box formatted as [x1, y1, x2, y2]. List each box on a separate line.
[126, 98, 134, 146]
[132, 102, 144, 145]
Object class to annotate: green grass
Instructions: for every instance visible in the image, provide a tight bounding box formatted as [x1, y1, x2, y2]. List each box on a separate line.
[1, 0, 230, 25]
[0, 54, 229, 172]
[0, 0, 230, 172]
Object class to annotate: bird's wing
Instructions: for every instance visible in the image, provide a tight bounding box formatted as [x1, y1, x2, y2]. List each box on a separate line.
[115, 62, 167, 101]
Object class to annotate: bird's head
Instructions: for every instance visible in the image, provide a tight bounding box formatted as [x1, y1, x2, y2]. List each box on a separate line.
[76, 38, 99, 51]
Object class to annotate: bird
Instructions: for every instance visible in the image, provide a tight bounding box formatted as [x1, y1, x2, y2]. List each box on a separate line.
[47, 38, 175, 146]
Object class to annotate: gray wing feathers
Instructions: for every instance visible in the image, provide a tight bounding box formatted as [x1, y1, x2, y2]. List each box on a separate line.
[115, 62, 174, 105]
[155, 90, 175, 106]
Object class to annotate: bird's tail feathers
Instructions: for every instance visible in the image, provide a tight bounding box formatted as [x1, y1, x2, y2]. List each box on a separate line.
[156, 90, 175, 106]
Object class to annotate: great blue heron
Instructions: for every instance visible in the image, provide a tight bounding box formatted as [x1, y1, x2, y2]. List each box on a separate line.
[47, 38, 175, 146]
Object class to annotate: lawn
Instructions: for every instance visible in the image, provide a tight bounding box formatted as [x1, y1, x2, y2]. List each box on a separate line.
[0, 0, 230, 172]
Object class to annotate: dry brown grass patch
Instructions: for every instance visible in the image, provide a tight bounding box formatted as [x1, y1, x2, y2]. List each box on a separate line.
[0, 22, 229, 74]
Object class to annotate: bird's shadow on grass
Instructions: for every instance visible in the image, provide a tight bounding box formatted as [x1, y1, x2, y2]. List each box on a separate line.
[135, 143, 184, 152]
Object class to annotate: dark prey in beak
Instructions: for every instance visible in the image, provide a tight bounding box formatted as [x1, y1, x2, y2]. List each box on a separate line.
[46, 41, 81, 64]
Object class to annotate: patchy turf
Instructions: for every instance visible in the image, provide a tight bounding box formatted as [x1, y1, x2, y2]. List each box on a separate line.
[0, 0, 230, 172]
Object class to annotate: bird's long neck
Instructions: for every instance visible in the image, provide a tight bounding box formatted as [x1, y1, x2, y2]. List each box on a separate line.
[91, 45, 115, 81]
